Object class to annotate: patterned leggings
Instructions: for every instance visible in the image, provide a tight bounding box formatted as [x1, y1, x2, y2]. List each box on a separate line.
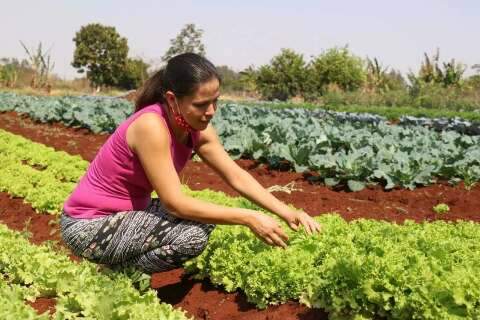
[60, 198, 215, 274]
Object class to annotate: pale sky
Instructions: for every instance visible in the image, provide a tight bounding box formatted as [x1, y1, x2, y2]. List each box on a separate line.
[1, 0, 479, 79]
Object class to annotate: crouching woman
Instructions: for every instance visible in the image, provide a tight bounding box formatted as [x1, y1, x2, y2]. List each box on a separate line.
[60, 53, 320, 274]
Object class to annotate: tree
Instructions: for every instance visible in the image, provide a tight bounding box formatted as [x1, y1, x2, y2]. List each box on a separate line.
[117, 58, 150, 90]
[255, 49, 308, 101]
[473, 64, 480, 74]
[407, 49, 465, 90]
[384, 69, 407, 91]
[467, 64, 480, 89]
[20, 41, 54, 88]
[364, 58, 407, 92]
[309, 46, 366, 93]
[72, 23, 129, 91]
[162, 24, 206, 62]
[365, 57, 389, 91]
[0, 58, 35, 88]
[216, 65, 246, 92]
[238, 65, 258, 94]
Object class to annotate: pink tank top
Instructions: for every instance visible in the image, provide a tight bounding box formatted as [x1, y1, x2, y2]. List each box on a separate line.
[63, 103, 200, 219]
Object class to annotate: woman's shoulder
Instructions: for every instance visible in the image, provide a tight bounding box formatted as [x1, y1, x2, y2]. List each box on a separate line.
[134, 111, 168, 129]
[126, 110, 171, 153]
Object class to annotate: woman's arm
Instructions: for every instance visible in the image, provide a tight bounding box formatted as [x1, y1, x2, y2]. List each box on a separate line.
[195, 125, 321, 234]
[127, 113, 289, 247]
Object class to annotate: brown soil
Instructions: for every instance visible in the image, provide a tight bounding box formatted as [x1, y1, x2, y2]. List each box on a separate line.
[1, 110, 478, 224]
[26, 298, 56, 316]
[0, 110, 479, 319]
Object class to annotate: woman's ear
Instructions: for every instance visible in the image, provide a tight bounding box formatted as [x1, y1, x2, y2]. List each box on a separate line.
[164, 91, 175, 109]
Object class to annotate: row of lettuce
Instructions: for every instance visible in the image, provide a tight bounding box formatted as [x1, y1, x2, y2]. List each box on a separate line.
[0, 130, 190, 319]
[0, 280, 48, 320]
[0, 224, 190, 320]
[1, 128, 480, 319]
[0, 93, 479, 192]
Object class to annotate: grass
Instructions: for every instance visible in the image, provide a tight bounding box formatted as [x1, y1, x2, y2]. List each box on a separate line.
[220, 99, 480, 122]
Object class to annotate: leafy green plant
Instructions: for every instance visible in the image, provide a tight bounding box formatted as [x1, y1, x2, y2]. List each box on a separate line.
[183, 189, 480, 319]
[213, 104, 480, 191]
[1, 131, 480, 319]
[0, 224, 190, 319]
[433, 203, 450, 214]
[0, 281, 48, 319]
[0, 92, 134, 133]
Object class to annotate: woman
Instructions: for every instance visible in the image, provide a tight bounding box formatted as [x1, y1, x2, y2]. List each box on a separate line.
[60, 53, 321, 274]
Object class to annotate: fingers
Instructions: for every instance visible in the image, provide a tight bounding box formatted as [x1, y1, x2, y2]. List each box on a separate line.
[261, 226, 288, 248]
[288, 221, 299, 231]
[275, 226, 289, 242]
[298, 213, 322, 235]
[268, 232, 287, 249]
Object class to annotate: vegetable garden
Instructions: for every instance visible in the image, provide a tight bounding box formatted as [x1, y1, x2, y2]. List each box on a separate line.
[0, 93, 479, 319]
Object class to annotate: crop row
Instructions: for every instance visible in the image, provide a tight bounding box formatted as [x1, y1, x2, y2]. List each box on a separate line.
[186, 209, 480, 319]
[1, 129, 480, 319]
[0, 129, 85, 214]
[1, 93, 480, 191]
[213, 104, 480, 191]
[0, 224, 189, 319]
[0, 129, 190, 318]
[239, 99, 480, 135]
[0, 92, 132, 133]
[2, 92, 480, 135]
[0, 280, 48, 319]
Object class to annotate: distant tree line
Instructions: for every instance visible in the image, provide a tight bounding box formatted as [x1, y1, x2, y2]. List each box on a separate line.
[241, 47, 479, 102]
[1, 22, 479, 109]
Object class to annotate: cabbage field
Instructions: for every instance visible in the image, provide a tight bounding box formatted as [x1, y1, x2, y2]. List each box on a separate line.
[0, 93, 479, 319]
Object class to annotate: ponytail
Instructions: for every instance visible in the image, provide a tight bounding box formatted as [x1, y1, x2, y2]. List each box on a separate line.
[134, 53, 220, 113]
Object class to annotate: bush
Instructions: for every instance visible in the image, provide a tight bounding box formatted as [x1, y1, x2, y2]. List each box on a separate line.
[117, 58, 149, 90]
[255, 49, 309, 101]
[216, 65, 247, 93]
[412, 82, 480, 111]
[308, 46, 366, 95]
[314, 88, 411, 108]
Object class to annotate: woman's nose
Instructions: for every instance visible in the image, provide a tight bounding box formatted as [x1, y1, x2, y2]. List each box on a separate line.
[205, 102, 216, 116]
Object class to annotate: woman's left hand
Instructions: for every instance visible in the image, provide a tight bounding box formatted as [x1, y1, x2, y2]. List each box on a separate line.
[282, 210, 322, 235]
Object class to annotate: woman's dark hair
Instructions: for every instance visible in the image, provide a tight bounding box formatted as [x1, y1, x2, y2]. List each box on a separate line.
[135, 53, 220, 112]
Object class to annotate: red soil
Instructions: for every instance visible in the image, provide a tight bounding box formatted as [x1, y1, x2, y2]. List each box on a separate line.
[1, 111, 478, 224]
[0, 110, 479, 319]
[26, 298, 56, 317]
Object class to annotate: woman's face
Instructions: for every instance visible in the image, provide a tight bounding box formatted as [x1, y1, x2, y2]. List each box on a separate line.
[167, 77, 220, 131]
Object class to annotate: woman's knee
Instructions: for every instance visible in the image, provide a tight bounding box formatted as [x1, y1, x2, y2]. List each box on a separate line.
[170, 223, 215, 258]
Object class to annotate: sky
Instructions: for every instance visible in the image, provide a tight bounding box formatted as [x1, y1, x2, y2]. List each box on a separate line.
[1, 0, 479, 80]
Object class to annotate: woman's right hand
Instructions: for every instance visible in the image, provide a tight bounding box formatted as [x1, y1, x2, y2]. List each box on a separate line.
[245, 212, 289, 248]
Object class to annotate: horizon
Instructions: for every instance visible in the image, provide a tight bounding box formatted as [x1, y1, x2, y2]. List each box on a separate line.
[1, 0, 479, 80]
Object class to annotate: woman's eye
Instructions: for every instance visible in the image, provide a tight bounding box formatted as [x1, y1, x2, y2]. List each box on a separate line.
[194, 102, 212, 108]
[194, 98, 219, 109]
